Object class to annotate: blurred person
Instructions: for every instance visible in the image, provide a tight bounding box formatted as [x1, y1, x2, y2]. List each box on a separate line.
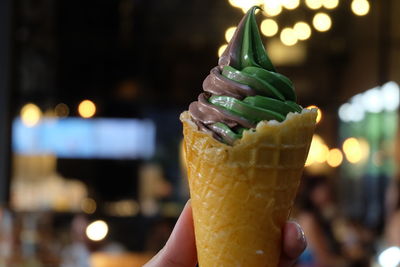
[384, 178, 400, 247]
[0, 207, 13, 265]
[144, 200, 307, 267]
[294, 177, 348, 267]
[60, 214, 90, 267]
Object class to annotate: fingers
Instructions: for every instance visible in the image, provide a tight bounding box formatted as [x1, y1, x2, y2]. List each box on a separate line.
[144, 200, 197, 267]
[278, 221, 307, 267]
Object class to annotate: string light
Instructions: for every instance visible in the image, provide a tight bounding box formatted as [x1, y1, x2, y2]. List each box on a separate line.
[280, 28, 298, 46]
[261, 19, 278, 37]
[351, 0, 370, 16]
[293, 22, 312, 41]
[225, 0, 368, 47]
[313, 12, 332, 32]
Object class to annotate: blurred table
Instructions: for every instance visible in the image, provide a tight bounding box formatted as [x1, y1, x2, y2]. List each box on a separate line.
[91, 252, 154, 267]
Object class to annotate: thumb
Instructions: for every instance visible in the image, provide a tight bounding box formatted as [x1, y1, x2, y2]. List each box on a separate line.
[144, 200, 197, 267]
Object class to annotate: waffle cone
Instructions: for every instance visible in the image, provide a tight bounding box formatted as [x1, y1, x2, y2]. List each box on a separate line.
[181, 109, 317, 267]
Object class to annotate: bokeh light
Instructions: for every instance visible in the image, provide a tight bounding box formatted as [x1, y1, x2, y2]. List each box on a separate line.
[218, 44, 228, 57]
[280, 0, 300, 10]
[86, 220, 108, 241]
[305, 0, 323, 9]
[261, 19, 278, 37]
[228, 0, 263, 12]
[225, 27, 237, 42]
[263, 0, 282, 16]
[306, 105, 322, 123]
[305, 134, 327, 166]
[313, 12, 332, 32]
[81, 198, 97, 214]
[343, 137, 362, 163]
[378, 246, 400, 267]
[78, 100, 96, 118]
[327, 148, 343, 167]
[21, 103, 42, 127]
[351, 0, 370, 16]
[280, 28, 298, 46]
[323, 0, 339, 9]
[54, 103, 69, 118]
[293, 22, 312, 41]
[361, 87, 383, 113]
[381, 81, 400, 111]
[315, 144, 329, 163]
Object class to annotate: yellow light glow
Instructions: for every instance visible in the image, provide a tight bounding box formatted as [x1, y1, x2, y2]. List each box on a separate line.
[327, 148, 343, 167]
[305, 154, 314, 166]
[306, 105, 322, 123]
[228, 0, 241, 8]
[313, 12, 332, 32]
[323, 0, 339, 9]
[305, 134, 326, 166]
[86, 220, 108, 241]
[293, 22, 312, 40]
[261, 19, 278, 37]
[78, 100, 96, 118]
[315, 144, 329, 163]
[218, 44, 228, 58]
[351, 0, 370, 16]
[229, 0, 263, 11]
[343, 137, 362, 163]
[225, 27, 237, 42]
[21, 103, 42, 127]
[280, 28, 298, 46]
[54, 103, 69, 118]
[281, 0, 300, 10]
[305, 0, 323, 9]
[81, 198, 97, 214]
[242, 6, 262, 13]
[263, 0, 282, 16]
[359, 138, 370, 161]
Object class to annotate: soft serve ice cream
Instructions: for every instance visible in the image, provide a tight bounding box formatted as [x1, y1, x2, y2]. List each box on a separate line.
[189, 6, 302, 145]
[180, 6, 317, 266]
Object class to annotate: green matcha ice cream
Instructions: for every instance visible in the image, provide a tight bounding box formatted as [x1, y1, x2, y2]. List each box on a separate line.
[189, 6, 302, 144]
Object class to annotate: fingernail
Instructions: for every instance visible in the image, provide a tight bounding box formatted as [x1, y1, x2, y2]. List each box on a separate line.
[293, 221, 306, 244]
[184, 199, 191, 208]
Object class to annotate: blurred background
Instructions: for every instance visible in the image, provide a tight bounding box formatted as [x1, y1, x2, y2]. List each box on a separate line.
[0, 0, 400, 266]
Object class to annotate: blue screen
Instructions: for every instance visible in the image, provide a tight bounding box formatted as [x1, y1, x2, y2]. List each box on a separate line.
[13, 118, 156, 159]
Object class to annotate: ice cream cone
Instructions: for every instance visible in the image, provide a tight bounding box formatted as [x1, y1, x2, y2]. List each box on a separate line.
[181, 109, 317, 267]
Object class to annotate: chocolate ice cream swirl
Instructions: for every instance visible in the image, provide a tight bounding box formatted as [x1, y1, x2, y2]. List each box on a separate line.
[189, 6, 302, 145]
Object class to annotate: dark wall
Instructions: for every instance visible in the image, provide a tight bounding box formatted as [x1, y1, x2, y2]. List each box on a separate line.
[0, 0, 13, 204]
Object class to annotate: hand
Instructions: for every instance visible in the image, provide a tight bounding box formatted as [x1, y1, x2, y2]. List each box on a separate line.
[144, 200, 307, 267]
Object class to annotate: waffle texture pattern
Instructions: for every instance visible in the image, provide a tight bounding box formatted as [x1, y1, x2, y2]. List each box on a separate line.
[181, 109, 317, 267]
